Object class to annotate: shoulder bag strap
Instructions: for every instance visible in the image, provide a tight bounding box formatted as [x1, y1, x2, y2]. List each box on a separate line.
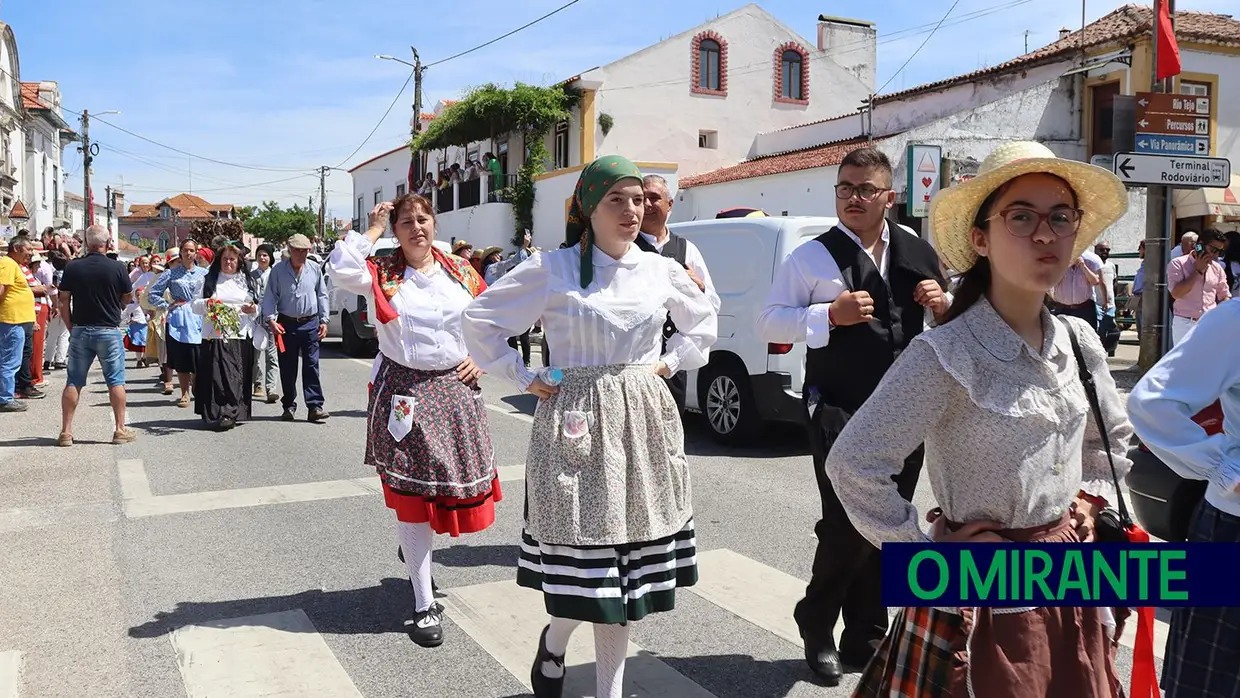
[1065, 322, 1132, 526]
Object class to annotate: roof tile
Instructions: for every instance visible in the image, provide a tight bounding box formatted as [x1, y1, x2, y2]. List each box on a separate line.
[680, 136, 886, 189]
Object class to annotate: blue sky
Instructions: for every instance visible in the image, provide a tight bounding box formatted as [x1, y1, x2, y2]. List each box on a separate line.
[6, 0, 1233, 218]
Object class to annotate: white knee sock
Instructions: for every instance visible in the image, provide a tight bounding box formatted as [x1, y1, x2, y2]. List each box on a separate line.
[540, 617, 582, 679]
[593, 623, 629, 698]
[396, 521, 434, 613]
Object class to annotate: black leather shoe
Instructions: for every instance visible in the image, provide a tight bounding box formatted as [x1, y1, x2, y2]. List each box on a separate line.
[403, 606, 444, 647]
[530, 625, 566, 698]
[281, 408, 296, 421]
[803, 636, 844, 686]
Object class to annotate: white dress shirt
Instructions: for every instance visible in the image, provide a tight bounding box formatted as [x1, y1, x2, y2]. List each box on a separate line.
[638, 231, 722, 313]
[758, 221, 945, 349]
[328, 231, 470, 371]
[462, 244, 718, 391]
[191, 272, 259, 340]
[1128, 298, 1240, 517]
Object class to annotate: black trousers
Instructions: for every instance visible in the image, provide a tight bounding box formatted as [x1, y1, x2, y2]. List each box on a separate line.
[507, 331, 530, 366]
[1049, 299, 1098, 332]
[664, 370, 687, 412]
[794, 402, 923, 655]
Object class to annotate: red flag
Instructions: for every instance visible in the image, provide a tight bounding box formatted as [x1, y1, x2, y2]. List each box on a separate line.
[1155, 0, 1182, 81]
[86, 187, 94, 223]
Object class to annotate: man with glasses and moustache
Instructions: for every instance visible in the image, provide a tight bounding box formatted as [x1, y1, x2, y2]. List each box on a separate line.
[756, 147, 950, 685]
[1167, 227, 1231, 345]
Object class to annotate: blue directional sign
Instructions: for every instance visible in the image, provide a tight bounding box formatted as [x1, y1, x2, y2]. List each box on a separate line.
[1134, 134, 1210, 156]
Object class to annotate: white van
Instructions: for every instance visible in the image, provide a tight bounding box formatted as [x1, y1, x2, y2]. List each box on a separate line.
[325, 237, 451, 355]
[670, 216, 919, 445]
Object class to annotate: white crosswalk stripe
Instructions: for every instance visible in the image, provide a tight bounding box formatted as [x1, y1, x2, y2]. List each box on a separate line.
[442, 579, 716, 697]
[0, 651, 21, 698]
[158, 549, 1173, 696]
[170, 610, 363, 698]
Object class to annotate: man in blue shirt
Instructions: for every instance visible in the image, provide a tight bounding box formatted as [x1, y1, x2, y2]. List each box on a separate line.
[261, 234, 330, 422]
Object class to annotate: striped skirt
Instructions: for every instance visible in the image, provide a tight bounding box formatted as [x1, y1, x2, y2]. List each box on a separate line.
[1162, 502, 1240, 698]
[516, 519, 698, 625]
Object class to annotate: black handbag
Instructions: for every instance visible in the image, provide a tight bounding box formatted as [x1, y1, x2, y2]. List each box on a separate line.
[1065, 324, 1133, 543]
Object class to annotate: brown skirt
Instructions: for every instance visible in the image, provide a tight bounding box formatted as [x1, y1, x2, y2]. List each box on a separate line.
[855, 515, 1123, 698]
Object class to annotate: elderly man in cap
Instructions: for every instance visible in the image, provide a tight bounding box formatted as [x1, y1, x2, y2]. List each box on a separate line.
[261, 233, 330, 422]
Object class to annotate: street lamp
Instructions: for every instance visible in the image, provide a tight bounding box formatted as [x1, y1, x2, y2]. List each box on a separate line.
[375, 54, 415, 68]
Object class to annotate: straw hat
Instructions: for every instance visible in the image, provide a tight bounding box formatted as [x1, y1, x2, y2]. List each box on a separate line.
[480, 246, 503, 260]
[452, 239, 473, 255]
[929, 141, 1128, 274]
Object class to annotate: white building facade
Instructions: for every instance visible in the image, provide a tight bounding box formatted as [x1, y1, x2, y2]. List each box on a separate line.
[406, 3, 880, 252]
[0, 22, 22, 238]
[677, 5, 1240, 278]
[20, 81, 71, 236]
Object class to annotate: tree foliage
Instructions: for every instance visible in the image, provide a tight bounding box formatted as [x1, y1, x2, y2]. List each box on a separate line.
[412, 82, 580, 152]
[240, 201, 317, 247]
[234, 205, 258, 223]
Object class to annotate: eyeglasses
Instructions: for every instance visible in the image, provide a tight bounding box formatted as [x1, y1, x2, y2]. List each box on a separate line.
[834, 184, 891, 202]
[1204, 244, 1226, 256]
[987, 207, 1083, 238]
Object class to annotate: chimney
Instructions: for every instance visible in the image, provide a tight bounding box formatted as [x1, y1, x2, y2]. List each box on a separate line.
[111, 190, 125, 216]
[817, 15, 877, 91]
[1058, 27, 1071, 41]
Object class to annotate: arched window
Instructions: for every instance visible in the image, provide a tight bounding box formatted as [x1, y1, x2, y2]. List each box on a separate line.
[699, 39, 721, 91]
[781, 51, 803, 100]
[774, 43, 810, 104]
[129, 232, 140, 246]
[691, 32, 728, 96]
[158, 230, 169, 253]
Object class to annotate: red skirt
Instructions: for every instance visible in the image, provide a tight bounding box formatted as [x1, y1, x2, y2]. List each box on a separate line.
[382, 477, 503, 537]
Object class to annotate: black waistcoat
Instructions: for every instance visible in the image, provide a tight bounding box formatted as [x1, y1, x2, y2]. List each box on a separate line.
[635, 232, 690, 342]
[803, 222, 945, 413]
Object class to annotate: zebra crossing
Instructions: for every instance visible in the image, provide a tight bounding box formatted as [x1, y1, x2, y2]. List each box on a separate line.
[1, 547, 1174, 698]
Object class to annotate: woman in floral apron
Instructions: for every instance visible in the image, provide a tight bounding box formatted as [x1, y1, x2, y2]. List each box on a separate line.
[327, 194, 496, 648]
[462, 155, 718, 698]
[824, 142, 1136, 697]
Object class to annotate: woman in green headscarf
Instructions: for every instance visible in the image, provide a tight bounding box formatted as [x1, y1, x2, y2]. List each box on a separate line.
[463, 155, 718, 698]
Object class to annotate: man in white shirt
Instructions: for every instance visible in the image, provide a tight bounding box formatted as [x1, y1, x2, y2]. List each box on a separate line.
[1049, 250, 1102, 331]
[639, 175, 720, 411]
[754, 147, 949, 685]
[1092, 241, 1119, 356]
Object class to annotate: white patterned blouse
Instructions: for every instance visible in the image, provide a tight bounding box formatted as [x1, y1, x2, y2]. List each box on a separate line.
[462, 244, 718, 390]
[824, 297, 1134, 547]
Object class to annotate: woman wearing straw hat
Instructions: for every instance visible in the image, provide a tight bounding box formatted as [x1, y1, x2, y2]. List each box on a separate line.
[462, 155, 717, 698]
[824, 141, 1135, 696]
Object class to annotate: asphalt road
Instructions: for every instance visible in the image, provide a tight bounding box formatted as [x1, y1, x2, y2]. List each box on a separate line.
[0, 340, 1165, 698]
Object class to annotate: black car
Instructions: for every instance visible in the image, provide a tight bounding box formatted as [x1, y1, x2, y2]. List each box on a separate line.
[1125, 401, 1223, 541]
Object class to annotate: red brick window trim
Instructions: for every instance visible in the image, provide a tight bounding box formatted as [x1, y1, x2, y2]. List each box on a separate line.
[774, 42, 810, 105]
[691, 31, 728, 97]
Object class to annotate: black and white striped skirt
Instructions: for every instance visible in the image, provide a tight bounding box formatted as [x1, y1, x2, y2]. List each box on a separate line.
[516, 519, 698, 625]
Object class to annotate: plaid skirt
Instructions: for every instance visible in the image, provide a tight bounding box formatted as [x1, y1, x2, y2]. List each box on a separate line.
[855, 515, 1121, 697]
[1162, 502, 1240, 698]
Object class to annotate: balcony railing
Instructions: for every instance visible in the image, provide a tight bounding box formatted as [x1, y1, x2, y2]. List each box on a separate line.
[428, 174, 517, 215]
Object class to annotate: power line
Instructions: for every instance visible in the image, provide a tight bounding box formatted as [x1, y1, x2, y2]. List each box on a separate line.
[333, 71, 414, 169]
[875, 0, 964, 95]
[425, 0, 585, 68]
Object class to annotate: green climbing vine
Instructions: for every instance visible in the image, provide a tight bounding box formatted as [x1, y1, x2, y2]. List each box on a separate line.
[512, 137, 549, 245]
[410, 82, 579, 247]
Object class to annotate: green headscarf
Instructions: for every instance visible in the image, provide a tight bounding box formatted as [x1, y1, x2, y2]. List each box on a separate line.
[565, 155, 644, 288]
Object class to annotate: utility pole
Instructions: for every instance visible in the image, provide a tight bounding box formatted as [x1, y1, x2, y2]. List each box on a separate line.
[81, 110, 93, 223]
[105, 185, 113, 234]
[1139, 0, 1175, 371]
[317, 165, 329, 240]
[411, 47, 425, 183]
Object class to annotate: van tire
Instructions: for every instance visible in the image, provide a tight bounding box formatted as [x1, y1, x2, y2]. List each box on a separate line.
[341, 311, 363, 357]
[700, 362, 760, 445]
